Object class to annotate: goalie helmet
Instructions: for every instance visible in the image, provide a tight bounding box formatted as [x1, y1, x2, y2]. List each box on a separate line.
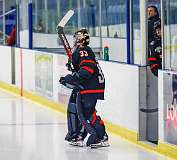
[73, 28, 90, 47]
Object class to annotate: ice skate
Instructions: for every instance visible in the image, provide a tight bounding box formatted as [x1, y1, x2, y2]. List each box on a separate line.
[69, 140, 84, 147]
[90, 140, 110, 149]
[69, 135, 84, 147]
[90, 134, 110, 149]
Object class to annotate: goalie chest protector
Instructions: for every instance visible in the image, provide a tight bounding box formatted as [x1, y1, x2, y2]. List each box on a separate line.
[72, 46, 105, 100]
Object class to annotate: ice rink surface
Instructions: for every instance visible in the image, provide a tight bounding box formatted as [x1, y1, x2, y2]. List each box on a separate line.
[0, 89, 173, 160]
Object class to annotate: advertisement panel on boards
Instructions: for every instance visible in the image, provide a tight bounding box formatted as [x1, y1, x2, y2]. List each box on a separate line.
[164, 73, 177, 145]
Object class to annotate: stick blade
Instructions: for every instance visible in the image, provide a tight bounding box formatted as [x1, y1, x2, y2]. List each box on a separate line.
[57, 10, 74, 28]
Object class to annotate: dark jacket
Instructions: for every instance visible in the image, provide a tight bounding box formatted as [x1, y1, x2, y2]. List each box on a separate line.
[148, 38, 162, 76]
[148, 15, 161, 44]
[71, 46, 105, 100]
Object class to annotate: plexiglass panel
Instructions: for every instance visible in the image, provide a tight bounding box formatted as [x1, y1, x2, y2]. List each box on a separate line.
[163, 0, 177, 70]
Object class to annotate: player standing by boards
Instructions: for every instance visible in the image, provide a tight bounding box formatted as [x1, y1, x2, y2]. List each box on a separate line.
[59, 28, 109, 148]
[148, 22, 162, 76]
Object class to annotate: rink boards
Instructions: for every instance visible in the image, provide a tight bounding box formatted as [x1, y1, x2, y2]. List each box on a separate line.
[0, 45, 176, 159]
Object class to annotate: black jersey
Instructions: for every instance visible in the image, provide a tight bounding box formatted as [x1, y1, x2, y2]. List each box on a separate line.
[148, 15, 161, 44]
[71, 46, 105, 100]
[148, 38, 162, 76]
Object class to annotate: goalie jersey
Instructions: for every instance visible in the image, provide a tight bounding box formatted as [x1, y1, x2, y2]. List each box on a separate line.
[71, 46, 105, 100]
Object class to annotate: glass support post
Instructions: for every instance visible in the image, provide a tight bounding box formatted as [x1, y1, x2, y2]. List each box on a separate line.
[44, 0, 48, 33]
[77, 0, 81, 28]
[140, 0, 148, 65]
[126, 0, 131, 64]
[99, 0, 103, 58]
[160, 0, 165, 70]
[3, 0, 5, 45]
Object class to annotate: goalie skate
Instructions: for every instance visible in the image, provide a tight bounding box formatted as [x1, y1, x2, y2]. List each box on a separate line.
[69, 140, 84, 147]
[90, 134, 110, 149]
[69, 135, 84, 147]
[90, 140, 110, 149]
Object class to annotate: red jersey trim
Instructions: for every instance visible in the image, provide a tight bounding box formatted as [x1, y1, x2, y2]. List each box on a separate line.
[79, 60, 96, 66]
[148, 57, 157, 61]
[82, 66, 94, 73]
[80, 89, 104, 94]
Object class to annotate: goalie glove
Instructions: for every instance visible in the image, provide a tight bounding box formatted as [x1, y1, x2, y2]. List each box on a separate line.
[59, 74, 84, 91]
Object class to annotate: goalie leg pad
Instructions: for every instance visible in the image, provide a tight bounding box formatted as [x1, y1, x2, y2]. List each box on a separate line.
[65, 93, 82, 141]
[76, 93, 97, 146]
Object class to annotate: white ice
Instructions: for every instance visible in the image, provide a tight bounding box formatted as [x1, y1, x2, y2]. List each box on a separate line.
[0, 89, 172, 160]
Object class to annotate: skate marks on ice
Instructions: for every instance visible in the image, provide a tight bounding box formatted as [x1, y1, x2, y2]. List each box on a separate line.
[64, 135, 173, 160]
[65, 145, 109, 160]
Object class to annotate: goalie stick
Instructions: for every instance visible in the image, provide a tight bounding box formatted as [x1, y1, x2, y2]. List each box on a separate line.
[56, 10, 74, 61]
